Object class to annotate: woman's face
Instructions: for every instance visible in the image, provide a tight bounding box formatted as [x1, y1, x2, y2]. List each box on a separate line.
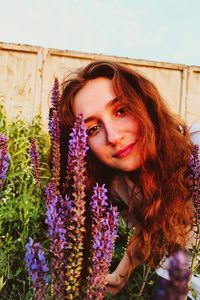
[73, 77, 142, 172]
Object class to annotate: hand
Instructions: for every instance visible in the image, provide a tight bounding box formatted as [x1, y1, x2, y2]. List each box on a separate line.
[105, 271, 128, 295]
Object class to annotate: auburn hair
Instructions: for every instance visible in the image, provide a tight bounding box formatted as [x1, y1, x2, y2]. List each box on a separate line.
[59, 60, 194, 269]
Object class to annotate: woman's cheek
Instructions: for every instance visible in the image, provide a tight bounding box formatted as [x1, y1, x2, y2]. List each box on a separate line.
[88, 135, 104, 157]
[88, 138, 99, 155]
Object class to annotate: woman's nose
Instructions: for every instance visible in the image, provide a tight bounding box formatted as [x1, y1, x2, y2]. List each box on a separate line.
[105, 124, 123, 145]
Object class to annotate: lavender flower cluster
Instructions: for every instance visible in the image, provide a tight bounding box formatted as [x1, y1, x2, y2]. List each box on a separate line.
[45, 183, 67, 296]
[86, 183, 118, 299]
[25, 80, 118, 300]
[66, 112, 88, 183]
[64, 113, 89, 299]
[155, 251, 191, 300]
[0, 133, 10, 189]
[168, 251, 191, 299]
[48, 78, 61, 188]
[25, 238, 49, 300]
[189, 144, 200, 223]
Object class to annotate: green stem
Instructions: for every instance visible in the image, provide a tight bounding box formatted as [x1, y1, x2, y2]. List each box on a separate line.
[190, 223, 200, 273]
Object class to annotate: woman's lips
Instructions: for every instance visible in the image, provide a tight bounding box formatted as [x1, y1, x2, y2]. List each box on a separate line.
[113, 143, 135, 158]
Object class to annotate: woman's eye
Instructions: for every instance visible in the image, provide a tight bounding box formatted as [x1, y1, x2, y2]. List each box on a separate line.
[116, 107, 126, 116]
[87, 124, 101, 136]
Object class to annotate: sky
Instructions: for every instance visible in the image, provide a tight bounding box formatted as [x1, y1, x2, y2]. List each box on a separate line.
[0, 0, 200, 66]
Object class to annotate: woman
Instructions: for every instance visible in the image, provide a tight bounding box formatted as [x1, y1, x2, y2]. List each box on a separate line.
[59, 60, 200, 298]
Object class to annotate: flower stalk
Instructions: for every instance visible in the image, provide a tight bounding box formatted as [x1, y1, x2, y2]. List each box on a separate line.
[167, 251, 191, 300]
[188, 144, 200, 273]
[25, 238, 49, 300]
[155, 251, 191, 300]
[29, 138, 41, 187]
[0, 133, 10, 189]
[48, 78, 61, 189]
[86, 183, 118, 299]
[64, 113, 89, 299]
[45, 183, 67, 297]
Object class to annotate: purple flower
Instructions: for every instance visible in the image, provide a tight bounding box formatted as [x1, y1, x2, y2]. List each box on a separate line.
[188, 144, 200, 280]
[67, 113, 88, 195]
[155, 251, 191, 300]
[58, 193, 73, 225]
[48, 78, 61, 188]
[25, 238, 49, 300]
[169, 251, 191, 286]
[64, 113, 89, 297]
[86, 183, 118, 299]
[66, 112, 88, 183]
[45, 181, 56, 205]
[29, 138, 41, 187]
[45, 183, 67, 297]
[51, 77, 60, 108]
[189, 144, 200, 223]
[0, 133, 10, 189]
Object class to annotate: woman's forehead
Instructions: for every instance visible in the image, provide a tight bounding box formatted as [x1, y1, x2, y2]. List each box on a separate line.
[73, 77, 117, 117]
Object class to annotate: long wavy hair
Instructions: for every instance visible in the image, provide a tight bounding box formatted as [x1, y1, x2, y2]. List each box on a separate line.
[59, 60, 194, 269]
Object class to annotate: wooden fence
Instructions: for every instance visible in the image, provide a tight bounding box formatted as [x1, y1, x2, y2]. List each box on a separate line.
[0, 42, 199, 129]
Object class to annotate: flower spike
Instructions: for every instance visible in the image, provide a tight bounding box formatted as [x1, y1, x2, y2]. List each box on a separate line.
[65, 113, 89, 298]
[0, 133, 10, 189]
[86, 183, 118, 299]
[29, 138, 41, 187]
[25, 238, 49, 300]
[48, 78, 61, 189]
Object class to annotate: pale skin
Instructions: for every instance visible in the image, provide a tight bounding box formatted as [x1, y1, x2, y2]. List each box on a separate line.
[73, 77, 143, 294]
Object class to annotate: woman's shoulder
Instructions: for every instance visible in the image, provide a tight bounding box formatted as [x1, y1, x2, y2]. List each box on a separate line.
[108, 172, 142, 205]
[108, 172, 133, 206]
[108, 172, 141, 228]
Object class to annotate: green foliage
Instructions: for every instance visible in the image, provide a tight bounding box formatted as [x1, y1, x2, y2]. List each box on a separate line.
[0, 103, 50, 299]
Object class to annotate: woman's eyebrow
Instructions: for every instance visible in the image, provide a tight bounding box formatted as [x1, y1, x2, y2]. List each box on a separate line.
[106, 97, 120, 108]
[84, 97, 120, 124]
[84, 116, 97, 124]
